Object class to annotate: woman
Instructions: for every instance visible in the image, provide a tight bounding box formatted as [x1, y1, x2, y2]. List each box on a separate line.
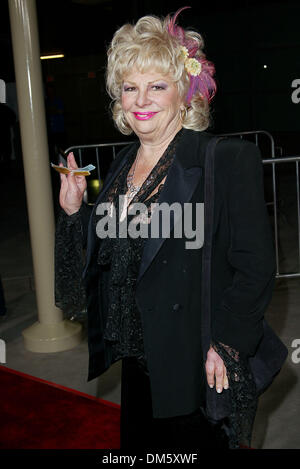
[55, 7, 276, 449]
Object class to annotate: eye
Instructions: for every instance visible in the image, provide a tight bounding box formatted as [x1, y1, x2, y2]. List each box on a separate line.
[151, 85, 166, 91]
[123, 86, 136, 92]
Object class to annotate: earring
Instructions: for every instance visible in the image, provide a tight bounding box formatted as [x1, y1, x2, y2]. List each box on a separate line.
[180, 106, 188, 121]
[120, 108, 130, 129]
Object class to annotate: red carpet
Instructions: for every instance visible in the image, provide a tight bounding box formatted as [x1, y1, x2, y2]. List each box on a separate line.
[0, 365, 120, 449]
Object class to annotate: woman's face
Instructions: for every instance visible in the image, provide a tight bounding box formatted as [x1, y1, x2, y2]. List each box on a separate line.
[121, 69, 184, 143]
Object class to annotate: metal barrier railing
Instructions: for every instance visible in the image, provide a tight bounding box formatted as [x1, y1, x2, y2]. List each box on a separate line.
[220, 130, 300, 279]
[64, 141, 135, 187]
[219, 130, 276, 158]
[262, 155, 300, 279]
[65, 131, 300, 280]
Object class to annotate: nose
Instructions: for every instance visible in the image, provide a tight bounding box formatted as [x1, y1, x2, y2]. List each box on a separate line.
[136, 88, 151, 108]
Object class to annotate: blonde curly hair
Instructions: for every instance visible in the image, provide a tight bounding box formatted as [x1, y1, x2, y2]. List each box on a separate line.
[106, 13, 212, 135]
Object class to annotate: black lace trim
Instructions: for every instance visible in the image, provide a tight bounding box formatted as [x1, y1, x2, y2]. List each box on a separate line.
[212, 342, 258, 449]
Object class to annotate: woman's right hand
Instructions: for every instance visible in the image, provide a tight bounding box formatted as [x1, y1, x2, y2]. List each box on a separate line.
[59, 152, 87, 216]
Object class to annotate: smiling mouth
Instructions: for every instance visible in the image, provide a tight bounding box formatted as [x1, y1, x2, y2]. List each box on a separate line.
[133, 112, 158, 120]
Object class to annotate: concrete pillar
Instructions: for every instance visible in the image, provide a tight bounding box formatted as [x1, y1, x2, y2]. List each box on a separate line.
[8, 0, 82, 352]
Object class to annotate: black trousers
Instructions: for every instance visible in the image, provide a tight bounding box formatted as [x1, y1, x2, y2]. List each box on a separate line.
[120, 357, 229, 450]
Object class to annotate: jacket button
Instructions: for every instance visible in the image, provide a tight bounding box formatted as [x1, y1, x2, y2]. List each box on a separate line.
[173, 303, 181, 311]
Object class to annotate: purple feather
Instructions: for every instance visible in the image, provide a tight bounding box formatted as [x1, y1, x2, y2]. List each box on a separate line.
[167, 6, 191, 36]
[166, 7, 217, 103]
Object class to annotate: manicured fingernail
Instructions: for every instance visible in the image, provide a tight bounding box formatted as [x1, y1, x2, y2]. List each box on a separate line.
[224, 385, 229, 390]
[209, 384, 214, 388]
[217, 388, 222, 393]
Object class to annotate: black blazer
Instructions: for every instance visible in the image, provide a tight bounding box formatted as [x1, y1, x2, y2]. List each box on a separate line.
[80, 128, 276, 418]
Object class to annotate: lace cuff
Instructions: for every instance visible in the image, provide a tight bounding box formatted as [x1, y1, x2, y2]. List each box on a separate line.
[54, 205, 89, 316]
[212, 341, 258, 449]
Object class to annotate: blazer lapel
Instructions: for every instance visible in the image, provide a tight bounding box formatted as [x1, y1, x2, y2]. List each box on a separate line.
[137, 129, 209, 284]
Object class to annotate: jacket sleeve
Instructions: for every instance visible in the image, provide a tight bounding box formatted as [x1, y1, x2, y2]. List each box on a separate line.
[212, 141, 276, 357]
[54, 202, 92, 314]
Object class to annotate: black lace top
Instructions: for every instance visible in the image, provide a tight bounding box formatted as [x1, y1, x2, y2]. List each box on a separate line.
[93, 129, 183, 365]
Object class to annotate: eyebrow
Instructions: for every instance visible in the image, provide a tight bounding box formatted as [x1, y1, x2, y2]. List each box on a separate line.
[123, 79, 168, 85]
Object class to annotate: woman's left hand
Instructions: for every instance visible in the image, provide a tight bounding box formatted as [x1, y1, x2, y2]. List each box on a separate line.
[205, 346, 229, 393]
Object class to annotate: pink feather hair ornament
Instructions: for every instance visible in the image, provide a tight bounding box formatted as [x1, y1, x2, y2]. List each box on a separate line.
[166, 6, 217, 104]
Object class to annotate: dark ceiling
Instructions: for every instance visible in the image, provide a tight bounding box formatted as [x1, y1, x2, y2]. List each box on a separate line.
[1, 0, 299, 82]
[1, 0, 300, 144]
